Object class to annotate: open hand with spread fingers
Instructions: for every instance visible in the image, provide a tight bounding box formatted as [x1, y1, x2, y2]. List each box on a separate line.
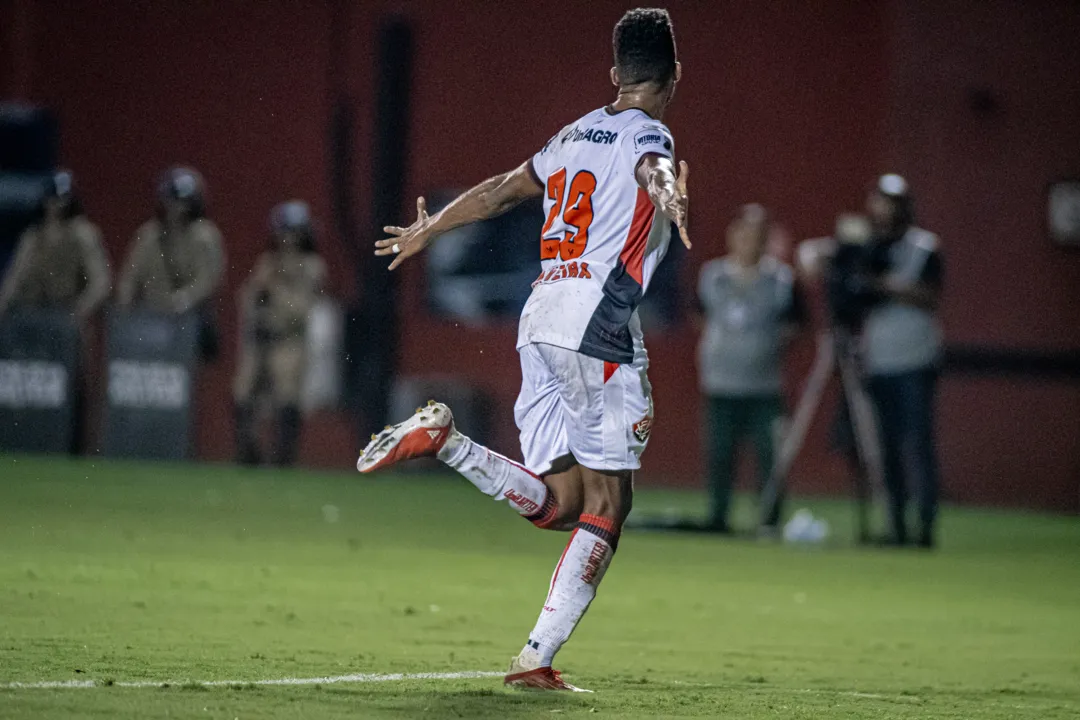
[375, 197, 433, 271]
[638, 156, 691, 250]
[663, 160, 690, 249]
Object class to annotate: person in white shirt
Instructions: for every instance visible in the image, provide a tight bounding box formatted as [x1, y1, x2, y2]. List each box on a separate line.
[863, 174, 944, 548]
[697, 205, 806, 534]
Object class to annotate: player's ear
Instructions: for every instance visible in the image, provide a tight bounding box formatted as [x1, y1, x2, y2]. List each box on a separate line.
[674, 62, 683, 83]
[610, 67, 619, 86]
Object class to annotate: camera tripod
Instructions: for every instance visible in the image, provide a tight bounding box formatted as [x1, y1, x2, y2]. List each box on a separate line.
[759, 328, 882, 543]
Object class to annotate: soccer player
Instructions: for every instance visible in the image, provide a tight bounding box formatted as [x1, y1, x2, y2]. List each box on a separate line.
[356, 8, 688, 692]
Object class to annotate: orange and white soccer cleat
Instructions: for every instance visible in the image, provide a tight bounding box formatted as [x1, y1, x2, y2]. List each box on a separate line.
[356, 401, 454, 473]
[504, 655, 591, 692]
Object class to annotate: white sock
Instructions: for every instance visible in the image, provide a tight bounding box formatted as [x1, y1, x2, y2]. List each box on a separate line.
[520, 518, 616, 667]
[437, 431, 554, 522]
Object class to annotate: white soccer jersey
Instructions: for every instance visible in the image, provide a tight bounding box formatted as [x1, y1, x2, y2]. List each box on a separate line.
[517, 107, 675, 364]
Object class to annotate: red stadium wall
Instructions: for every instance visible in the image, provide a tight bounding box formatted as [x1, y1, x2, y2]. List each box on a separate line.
[886, 0, 1080, 511]
[4, 0, 1078, 510]
[3, 0, 358, 466]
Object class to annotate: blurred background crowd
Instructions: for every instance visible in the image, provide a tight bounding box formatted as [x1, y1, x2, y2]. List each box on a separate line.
[1, 0, 1078, 538]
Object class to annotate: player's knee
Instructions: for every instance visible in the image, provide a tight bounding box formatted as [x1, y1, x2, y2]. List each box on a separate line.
[580, 471, 632, 521]
[581, 487, 629, 522]
[581, 495, 611, 520]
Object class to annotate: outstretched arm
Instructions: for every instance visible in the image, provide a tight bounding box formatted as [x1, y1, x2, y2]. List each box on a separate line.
[636, 155, 690, 249]
[375, 161, 543, 271]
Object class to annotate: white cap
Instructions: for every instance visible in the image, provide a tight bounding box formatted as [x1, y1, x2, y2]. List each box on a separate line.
[878, 173, 909, 197]
[53, 170, 73, 197]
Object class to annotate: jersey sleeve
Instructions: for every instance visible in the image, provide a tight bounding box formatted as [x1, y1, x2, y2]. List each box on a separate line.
[626, 119, 675, 170]
[529, 132, 560, 186]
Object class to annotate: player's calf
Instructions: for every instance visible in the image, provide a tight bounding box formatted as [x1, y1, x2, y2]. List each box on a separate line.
[533, 463, 584, 531]
[579, 469, 633, 548]
[514, 511, 620, 675]
[511, 468, 631, 675]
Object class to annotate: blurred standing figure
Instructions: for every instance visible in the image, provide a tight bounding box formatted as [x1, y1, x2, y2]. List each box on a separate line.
[697, 205, 806, 534]
[0, 170, 110, 321]
[233, 201, 325, 466]
[116, 167, 225, 356]
[863, 174, 943, 548]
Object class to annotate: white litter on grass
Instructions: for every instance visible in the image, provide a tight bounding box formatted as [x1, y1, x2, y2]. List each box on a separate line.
[0, 670, 504, 691]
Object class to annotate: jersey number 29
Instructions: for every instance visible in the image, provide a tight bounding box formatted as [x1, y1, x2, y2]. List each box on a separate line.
[540, 167, 596, 261]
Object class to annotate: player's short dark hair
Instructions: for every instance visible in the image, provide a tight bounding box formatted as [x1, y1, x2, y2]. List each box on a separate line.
[613, 8, 676, 86]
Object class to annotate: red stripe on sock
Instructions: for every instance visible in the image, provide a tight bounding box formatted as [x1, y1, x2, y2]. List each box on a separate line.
[529, 491, 559, 529]
[546, 528, 578, 602]
[533, 509, 558, 529]
[578, 513, 618, 535]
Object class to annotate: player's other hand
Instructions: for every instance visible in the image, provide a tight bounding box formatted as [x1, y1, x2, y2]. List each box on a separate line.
[375, 197, 432, 271]
[662, 160, 690, 250]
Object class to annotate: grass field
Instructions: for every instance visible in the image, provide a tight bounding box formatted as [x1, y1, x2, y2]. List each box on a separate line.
[1, 455, 1078, 719]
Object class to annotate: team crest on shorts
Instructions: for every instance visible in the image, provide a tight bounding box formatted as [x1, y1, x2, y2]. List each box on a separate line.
[633, 414, 653, 443]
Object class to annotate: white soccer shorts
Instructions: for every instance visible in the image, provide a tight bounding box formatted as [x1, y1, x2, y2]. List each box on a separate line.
[514, 342, 654, 475]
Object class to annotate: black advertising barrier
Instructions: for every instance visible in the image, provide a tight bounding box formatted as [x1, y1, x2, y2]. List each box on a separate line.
[0, 310, 80, 453]
[103, 311, 199, 460]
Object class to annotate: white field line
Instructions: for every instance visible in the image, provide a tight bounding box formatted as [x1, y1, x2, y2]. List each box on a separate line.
[0, 670, 505, 690]
[3, 672, 926, 703]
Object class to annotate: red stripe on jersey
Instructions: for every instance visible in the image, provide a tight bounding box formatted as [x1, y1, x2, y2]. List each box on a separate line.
[619, 189, 655, 285]
[603, 361, 618, 384]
